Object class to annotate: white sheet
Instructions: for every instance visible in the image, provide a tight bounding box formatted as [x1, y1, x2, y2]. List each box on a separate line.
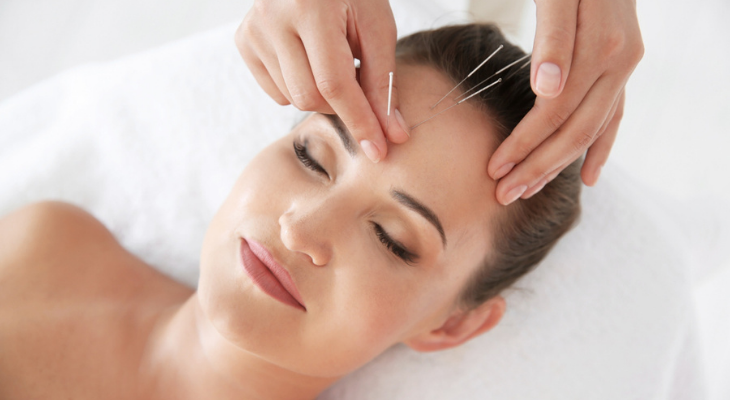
[0, 1, 726, 398]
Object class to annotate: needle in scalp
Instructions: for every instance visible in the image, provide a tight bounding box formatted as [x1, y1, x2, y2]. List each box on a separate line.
[454, 53, 531, 102]
[504, 58, 532, 81]
[410, 78, 503, 130]
[429, 44, 504, 110]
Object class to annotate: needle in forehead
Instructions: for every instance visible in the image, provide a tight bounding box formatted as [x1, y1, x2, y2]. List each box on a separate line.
[429, 44, 504, 110]
[386, 71, 393, 131]
[410, 78, 502, 130]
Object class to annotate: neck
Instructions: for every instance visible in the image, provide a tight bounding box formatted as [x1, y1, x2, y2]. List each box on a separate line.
[139, 294, 338, 400]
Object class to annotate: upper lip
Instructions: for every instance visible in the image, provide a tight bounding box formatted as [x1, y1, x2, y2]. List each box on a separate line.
[245, 238, 306, 309]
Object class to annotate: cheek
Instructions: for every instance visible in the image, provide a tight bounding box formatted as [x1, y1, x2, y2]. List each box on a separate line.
[301, 257, 441, 374]
[198, 140, 311, 351]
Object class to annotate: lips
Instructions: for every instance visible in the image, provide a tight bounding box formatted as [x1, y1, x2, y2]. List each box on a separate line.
[240, 238, 306, 311]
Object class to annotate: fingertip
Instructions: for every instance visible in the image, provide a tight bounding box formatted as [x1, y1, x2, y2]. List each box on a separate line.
[359, 139, 382, 163]
[492, 163, 515, 181]
[534, 62, 563, 98]
[502, 185, 528, 206]
[581, 164, 602, 186]
[386, 108, 410, 144]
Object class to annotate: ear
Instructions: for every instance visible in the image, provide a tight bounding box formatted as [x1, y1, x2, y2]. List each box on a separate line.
[403, 296, 505, 353]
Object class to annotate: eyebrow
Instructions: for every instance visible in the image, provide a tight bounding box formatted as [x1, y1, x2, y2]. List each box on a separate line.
[392, 189, 447, 248]
[320, 113, 447, 248]
[322, 114, 356, 157]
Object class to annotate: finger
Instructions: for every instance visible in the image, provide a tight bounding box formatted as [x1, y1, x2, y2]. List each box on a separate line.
[520, 158, 572, 199]
[488, 60, 602, 181]
[276, 33, 333, 113]
[258, 47, 294, 105]
[495, 74, 621, 205]
[238, 40, 291, 106]
[594, 85, 622, 139]
[531, 0, 579, 99]
[582, 89, 624, 186]
[301, 19, 386, 163]
[356, 7, 409, 144]
[524, 88, 620, 197]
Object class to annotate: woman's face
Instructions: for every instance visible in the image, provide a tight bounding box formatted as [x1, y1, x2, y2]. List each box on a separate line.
[199, 63, 503, 377]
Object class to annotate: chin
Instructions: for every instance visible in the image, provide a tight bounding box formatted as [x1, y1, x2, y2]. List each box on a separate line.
[197, 272, 388, 378]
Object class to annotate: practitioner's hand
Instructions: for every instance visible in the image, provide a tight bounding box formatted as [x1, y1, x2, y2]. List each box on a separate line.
[487, 0, 644, 205]
[236, 0, 410, 163]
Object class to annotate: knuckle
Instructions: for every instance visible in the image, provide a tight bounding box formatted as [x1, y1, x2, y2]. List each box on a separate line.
[543, 25, 575, 58]
[572, 131, 595, 153]
[631, 41, 646, 64]
[602, 31, 628, 61]
[291, 90, 324, 111]
[316, 78, 346, 101]
[363, 74, 393, 99]
[512, 137, 536, 160]
[542, 107, 571, 132]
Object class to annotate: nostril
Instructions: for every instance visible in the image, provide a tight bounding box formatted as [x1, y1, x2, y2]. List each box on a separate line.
[310, 253, 327, 267]
[278, 204, 332, 266]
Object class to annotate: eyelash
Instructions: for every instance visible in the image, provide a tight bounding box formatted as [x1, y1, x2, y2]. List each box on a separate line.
[293, 141, 329, 177]
[293, 139, 418, 265]
[373, 223, 418, 265]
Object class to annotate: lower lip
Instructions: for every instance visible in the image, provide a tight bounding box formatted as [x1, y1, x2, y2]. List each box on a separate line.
[239, 239, 305, 311]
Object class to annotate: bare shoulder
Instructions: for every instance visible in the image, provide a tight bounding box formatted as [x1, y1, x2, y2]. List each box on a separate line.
[0, 202, 193, 398]
[0, 201, 119, 281]
[0, 201, 192, 302]
[1, 200, 112, 252]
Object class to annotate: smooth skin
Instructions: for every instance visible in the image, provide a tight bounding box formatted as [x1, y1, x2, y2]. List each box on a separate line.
[0, 63, 508, 400]
[236, 0, 644, 205]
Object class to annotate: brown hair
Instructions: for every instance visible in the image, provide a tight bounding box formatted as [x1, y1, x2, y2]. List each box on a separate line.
[396, 23, 582, 308]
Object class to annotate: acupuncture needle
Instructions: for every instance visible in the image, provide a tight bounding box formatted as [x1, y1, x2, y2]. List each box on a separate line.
[429, 45, 504, 110]
[410, 78, 502, 130]
[386, 71, 393, 131]
[503, 59, 532, 81]
[454, 53, 531, 102]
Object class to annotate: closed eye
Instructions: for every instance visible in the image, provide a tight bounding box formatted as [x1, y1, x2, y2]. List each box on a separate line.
[294, 141, 329, 178]
[372, 222, 418, 265]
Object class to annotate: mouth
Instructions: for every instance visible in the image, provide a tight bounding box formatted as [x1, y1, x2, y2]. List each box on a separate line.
[239, 238, 306, 311]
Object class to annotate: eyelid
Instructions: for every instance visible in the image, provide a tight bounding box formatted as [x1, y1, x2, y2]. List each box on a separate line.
[295, 133, 418, 265]
[372, 222, 418, 265]
[293, 140, 329, 178]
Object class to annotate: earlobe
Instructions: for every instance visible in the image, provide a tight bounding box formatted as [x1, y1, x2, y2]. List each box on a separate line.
[404, 296, 506, 353]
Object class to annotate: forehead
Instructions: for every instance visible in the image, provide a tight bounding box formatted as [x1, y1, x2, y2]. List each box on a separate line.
[386, 63, 501, 255]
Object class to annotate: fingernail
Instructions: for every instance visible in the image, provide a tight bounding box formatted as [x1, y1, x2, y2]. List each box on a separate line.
[536, 62, 561, 97]
[522, 178, 548, 199]
[360, 140, 380, 163]
[503, 185, 528, 205]
[493, 163, 515, 180]
[395, 108, 410, 137]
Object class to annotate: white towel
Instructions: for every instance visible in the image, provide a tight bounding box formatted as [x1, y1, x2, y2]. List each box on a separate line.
[0, 2, 723, 398]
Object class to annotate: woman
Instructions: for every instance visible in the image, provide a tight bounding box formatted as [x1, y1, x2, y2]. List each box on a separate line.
[0, 24, 580, 399]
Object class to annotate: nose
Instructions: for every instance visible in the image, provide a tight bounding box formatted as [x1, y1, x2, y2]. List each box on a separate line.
[278, 196, 338, 266]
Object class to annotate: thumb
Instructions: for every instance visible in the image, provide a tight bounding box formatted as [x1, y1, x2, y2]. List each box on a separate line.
[531, 0, 579, 99]
[357, 9, 410, 144]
